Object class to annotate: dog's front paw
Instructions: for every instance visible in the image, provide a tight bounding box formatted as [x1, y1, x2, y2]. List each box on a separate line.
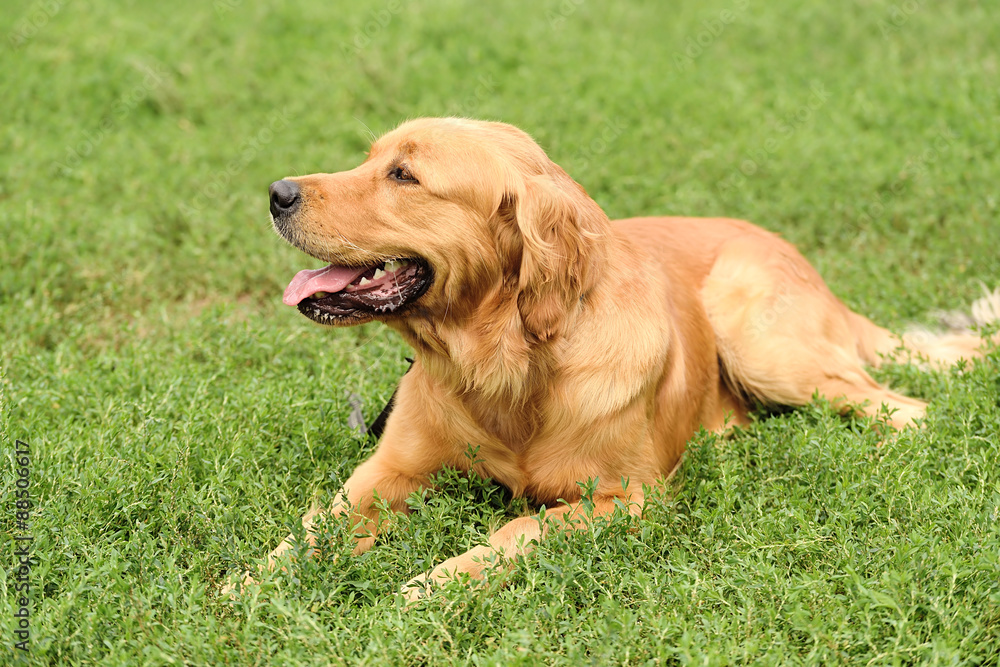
[399, 564, 468, 605]
[220, 571, 259, 599]
[400, 572, 434, 604]
[399, 546, 501, 605]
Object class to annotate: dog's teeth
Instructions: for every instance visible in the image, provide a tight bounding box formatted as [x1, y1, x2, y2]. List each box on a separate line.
[359, 277, 372, 286]
[384, 260, 400, 273]
[372, 268, 386, 280]
[312, 291, 327, 299]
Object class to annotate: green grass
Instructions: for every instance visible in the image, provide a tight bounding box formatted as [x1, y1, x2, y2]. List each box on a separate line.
[2, 0, 1000, 663]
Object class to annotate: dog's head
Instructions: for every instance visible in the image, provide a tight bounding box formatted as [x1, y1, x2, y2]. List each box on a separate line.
[273, 117, 610, 341]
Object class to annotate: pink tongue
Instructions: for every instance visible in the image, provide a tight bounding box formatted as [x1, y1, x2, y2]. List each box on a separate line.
[283, 264, 367, 306]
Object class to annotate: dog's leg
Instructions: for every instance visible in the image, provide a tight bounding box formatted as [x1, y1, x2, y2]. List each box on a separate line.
[400, 485, 645, 602]
[702, 234, 934, 429]
[224, 450, 428, 596]
[790, 366, 927, 428]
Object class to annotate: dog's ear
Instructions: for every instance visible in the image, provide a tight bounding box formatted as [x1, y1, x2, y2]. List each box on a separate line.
[510, 173, 608, 341]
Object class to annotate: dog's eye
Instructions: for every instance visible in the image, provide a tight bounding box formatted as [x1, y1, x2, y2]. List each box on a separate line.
[389, 165, 418, 184]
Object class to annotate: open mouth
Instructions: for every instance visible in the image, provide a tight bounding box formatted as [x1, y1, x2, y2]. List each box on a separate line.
[282, 258, 432, 324]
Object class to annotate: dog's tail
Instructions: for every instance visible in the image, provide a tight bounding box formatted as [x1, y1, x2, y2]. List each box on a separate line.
[853, 285, 1000, 369]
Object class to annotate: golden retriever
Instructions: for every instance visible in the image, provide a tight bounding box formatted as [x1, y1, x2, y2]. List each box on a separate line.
[236, 117, 996, 600]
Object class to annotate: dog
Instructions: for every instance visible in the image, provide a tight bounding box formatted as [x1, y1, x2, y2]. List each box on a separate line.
[235, 117, 996, 600]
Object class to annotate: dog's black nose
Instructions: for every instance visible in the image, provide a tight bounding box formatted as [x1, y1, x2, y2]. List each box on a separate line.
[269, 180, 300, 217]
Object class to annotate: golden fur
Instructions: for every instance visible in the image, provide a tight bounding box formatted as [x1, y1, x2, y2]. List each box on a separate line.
[232, 117, 994, 600]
